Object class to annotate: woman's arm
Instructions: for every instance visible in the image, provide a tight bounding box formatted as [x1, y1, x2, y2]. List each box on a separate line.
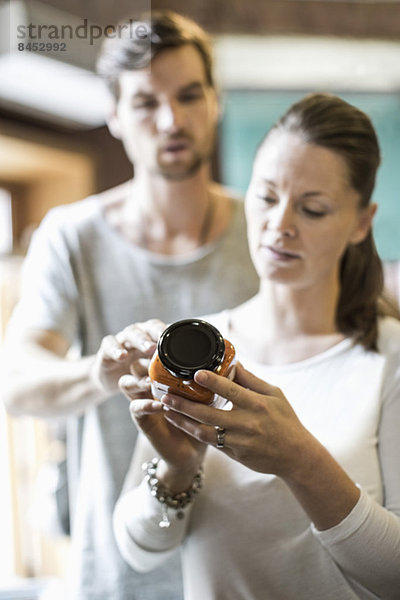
[162, 364, 360, 528]
[113, 332, 211, 573]
[113, 434, 197, 573]
[113, 473, 192, 573]
[160, 363, 400, 596]
[311, 350, 400, 599]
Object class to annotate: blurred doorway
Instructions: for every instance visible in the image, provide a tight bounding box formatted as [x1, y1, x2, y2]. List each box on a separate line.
[0, 129, 95, 588]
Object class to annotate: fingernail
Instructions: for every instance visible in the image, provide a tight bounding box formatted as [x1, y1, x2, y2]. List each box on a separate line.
[195, 370, 208, 383]
[118, 375, 129, 387]
[143, 341, 155, 351]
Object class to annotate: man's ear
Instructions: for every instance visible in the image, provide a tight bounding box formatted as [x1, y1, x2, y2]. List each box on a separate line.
[106, 107, 122, 140]
[349, 203, 377, 245]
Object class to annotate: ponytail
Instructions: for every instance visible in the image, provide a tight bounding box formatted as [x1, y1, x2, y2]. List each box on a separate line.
[338, 233, 383, 350]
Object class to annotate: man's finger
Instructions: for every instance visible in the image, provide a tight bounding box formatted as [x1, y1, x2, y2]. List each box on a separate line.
[130, 358, 151, 378]
[138, 319, 167, 341]
[115, 326, 156, 354]
[119, 373, 152, 394]
[100, 335, 128, 361]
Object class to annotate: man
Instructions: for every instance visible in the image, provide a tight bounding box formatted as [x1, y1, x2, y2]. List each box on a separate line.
[2, 10, 258, 600]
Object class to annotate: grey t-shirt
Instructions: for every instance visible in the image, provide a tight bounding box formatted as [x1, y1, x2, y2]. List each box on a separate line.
[8, 194, 258, 600]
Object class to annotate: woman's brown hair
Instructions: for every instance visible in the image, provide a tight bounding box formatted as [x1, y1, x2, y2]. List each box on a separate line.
[263, 92, 396, 350]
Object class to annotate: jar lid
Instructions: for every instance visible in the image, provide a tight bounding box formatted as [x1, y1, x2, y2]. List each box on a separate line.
[157, 319, 225, 379]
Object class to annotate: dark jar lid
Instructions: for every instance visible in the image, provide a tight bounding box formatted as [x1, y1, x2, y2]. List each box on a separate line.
[157, 319, 225, 379]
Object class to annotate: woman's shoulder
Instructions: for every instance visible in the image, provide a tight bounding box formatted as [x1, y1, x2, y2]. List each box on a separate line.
[376, 317, 400, 404]
[377, 316, 400, 357]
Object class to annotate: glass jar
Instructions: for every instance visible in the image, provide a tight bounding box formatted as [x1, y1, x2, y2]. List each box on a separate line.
[149, 319, 236, 405]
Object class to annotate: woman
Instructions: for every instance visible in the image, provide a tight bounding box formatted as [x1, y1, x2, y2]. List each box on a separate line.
[111, 93, 400, 599]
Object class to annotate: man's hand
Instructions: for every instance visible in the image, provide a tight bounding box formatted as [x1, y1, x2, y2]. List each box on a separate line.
[90, 319, 166, 396]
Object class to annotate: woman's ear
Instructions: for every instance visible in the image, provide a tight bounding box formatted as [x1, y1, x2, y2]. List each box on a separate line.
[350, 203, 377, 245]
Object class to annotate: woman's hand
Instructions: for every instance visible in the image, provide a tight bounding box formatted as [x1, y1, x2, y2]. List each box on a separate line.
[160, 362, 311, 479]
[120, 375, 207, 493]
[161, 362, 360, 529]
[90, 319, 165, 395]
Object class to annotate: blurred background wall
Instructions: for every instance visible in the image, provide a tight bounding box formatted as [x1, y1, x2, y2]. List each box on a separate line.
[1, 0, 399, 255]
[0, 0, 399, 595]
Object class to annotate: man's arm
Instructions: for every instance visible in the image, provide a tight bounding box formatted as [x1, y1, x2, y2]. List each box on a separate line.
[2, 320, 162, 419]
[2, 328, 107, 418]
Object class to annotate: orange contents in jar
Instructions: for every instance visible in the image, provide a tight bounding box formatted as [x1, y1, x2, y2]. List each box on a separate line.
[149, 319, 236, 405]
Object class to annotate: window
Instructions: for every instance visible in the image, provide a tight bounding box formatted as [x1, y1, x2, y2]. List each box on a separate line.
[0, 188, 13, 255]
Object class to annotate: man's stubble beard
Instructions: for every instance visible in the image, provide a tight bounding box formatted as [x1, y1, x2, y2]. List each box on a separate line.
[154, 130, 216, 182]
[154, 155, 207, 182]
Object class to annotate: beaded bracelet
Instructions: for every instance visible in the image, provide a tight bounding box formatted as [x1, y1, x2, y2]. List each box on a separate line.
[142, 458, 204, 528]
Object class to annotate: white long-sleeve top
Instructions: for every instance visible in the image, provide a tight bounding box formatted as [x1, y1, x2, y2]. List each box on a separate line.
[114, 316, 400, 600]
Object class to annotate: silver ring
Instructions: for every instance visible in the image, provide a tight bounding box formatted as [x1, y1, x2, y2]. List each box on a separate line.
[215, 426, 226, 449]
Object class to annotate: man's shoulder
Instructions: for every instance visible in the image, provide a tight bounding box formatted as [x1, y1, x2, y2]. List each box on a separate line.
[211, 182, 243, 204]
[98, 180, 132, 206]
[41, 181, 131, 230]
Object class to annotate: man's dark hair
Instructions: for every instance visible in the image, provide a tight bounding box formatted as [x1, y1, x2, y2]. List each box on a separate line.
[96, 10, 214, 98]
